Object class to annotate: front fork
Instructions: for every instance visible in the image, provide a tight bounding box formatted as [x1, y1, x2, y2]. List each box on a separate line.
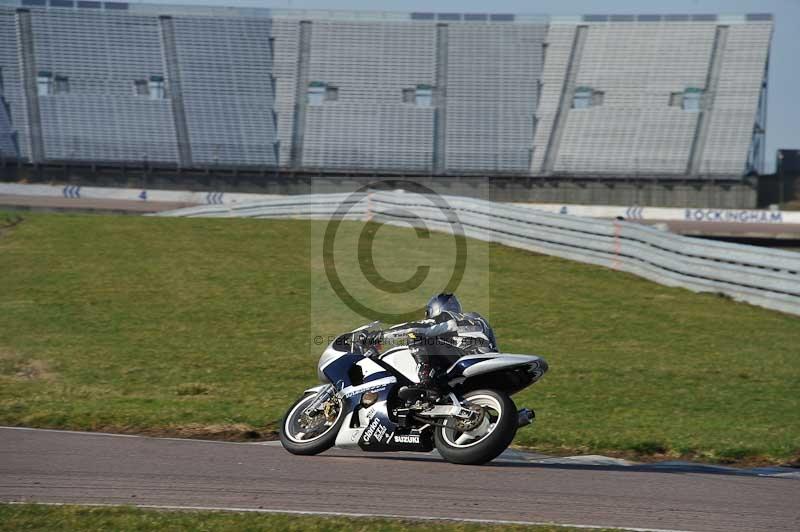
[303, 384, 335, 415]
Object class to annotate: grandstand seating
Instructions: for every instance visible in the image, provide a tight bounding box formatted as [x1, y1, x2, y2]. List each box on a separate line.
[445, 23, 547, 172]
[31, 9, 177, 161]
[174, 16, 277, 166]
[0, 1, 773, 179]
[0, 102, 14, 156]
[301, 20, 437, 171]
[0, 7, 24, 158]
[545, 22, 717, 175]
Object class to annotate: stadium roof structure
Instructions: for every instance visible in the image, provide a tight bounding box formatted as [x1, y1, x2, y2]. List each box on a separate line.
[0, 0, 772, 179]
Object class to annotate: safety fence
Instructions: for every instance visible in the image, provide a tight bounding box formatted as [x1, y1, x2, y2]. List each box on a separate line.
[157, 191, 800, 316]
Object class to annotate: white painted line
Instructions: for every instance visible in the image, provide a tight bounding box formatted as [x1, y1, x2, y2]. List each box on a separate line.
[4, 501, 699, 532]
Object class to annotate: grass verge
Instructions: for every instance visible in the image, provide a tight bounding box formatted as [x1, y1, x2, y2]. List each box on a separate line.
[0, 504, 623, 532]
[0, 211, 798, 465]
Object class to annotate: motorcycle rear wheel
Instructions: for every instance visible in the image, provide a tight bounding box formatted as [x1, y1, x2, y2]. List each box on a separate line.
[279, 391, 344, 455]
[434, 389, 517, 465]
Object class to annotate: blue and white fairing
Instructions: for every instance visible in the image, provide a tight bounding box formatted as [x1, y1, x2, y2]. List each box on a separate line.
[310, 329, 547, 453]
[314, 338, 433, 452]
[335, 382, 434, 452]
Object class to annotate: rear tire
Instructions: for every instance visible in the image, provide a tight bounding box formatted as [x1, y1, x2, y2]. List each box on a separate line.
[434, 389, 517, 465]
[279, 392, 344, 456]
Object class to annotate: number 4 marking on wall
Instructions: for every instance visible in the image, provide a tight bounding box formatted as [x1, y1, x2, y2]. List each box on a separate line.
[139, 190, 147, 201]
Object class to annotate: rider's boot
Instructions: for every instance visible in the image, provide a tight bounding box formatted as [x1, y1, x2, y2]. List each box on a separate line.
[398, 363, 443, 403]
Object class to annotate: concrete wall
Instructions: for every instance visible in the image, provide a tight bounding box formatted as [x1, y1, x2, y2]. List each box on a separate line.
[7, 163, 758, 208]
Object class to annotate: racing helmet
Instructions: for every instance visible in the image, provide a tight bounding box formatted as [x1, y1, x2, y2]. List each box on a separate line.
[425, 293, 462, 319]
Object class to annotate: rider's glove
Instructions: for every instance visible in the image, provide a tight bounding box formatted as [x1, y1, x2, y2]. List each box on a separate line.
[357, 330, 382, 347]
[363, 346, 380, 359]
[358, 331, 383, 358]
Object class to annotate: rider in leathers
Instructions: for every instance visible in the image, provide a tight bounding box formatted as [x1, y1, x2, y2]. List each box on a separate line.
[370, 293, 496, 400]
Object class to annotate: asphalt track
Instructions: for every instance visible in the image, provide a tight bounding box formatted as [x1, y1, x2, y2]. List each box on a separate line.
[1, 428, 798, 531]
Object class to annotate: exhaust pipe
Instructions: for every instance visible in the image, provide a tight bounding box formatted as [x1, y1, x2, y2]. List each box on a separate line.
[517, 408, 535, 428]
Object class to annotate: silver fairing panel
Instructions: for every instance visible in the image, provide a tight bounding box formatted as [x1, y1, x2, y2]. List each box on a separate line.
[379, 347, 419, 383]
[448, 353, 546, 378]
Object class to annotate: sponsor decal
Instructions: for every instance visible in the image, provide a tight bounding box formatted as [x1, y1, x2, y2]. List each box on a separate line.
[342, 382, 388, 399]
[684, 208, 784, 224]
[393, 434, 420, 444]
[362, 417, 381, 443]
[374, 423, 387, 442]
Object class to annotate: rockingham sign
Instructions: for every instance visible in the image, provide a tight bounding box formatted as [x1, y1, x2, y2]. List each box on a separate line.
[522, 203, 800, 225]
[683, 208, 786, 223]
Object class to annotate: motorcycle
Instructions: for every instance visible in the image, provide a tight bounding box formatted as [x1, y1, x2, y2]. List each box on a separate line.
[279, 322, 548, 465]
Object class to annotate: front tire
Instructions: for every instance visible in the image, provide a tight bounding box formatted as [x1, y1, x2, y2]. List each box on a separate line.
[279, 391, 344, 456]
[434, 389, 517, 465]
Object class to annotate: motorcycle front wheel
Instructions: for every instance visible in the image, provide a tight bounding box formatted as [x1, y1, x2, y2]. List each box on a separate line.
[434, 389, 517, 465]
[279, 389, 344, 455]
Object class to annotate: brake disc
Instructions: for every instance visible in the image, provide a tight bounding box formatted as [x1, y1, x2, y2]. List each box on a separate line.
[323, 400, 339, 422]
[300, 398, 339, 430]
[299, 411, 322, 430]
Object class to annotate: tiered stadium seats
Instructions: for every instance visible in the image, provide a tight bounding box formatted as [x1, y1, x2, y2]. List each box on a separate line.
[0, 2, 772, 179]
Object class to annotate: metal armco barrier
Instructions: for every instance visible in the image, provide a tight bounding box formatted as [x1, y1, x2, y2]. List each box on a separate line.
[157, 191, 800, 316]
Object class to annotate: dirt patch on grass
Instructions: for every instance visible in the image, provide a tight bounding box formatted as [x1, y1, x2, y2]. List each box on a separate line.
[92, 423, 280, 442]
[14, 360, 57, 381]
[175, 383, 214, 396]
[0, 351, 58, 382]
[782, 450, 800, 469]
[0, 214, 24, 238]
